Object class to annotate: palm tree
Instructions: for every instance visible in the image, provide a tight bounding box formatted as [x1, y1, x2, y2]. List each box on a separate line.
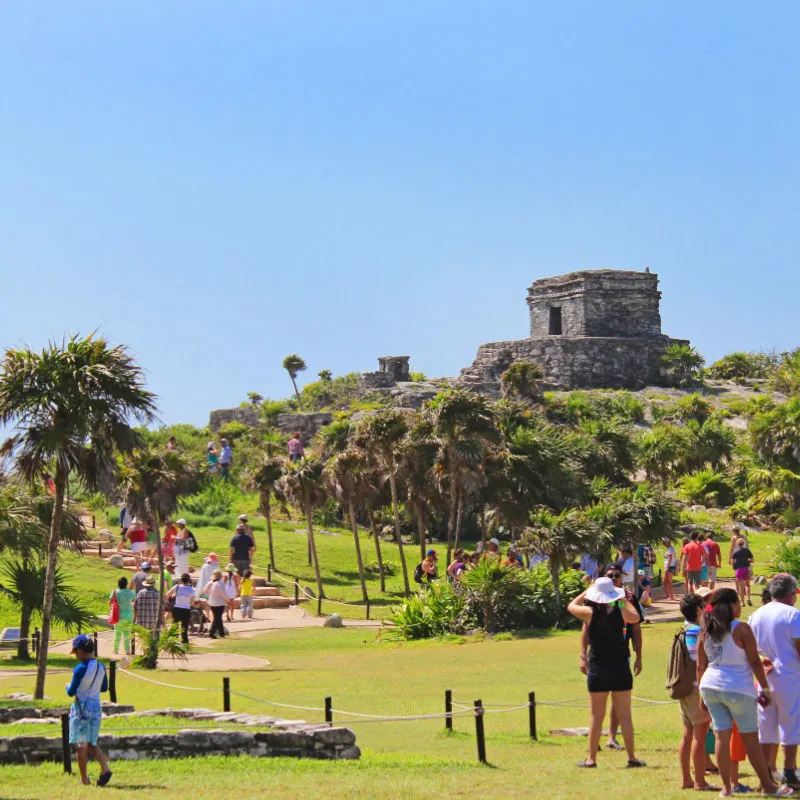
[500, 361, 544, 405]
[400, 418, 439, 560]
[0, 334, 156, 698]
[119, 447, 199, 642]
[247, 392, 264, 407]
[660, 344, 705, 387]
[249, 456, 284, 569]
[354, 411, 412, 596]
[282, 354, 307, 406]
[427, 389, 499, 565]
[750, 398, 800, 472]
[278, 457, 326, 602]
[318, 370, 333, 382]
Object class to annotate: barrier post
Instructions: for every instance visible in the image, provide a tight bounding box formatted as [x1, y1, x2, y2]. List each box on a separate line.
[529, 691, 537, 741]
[98, 542, 103, 558]
[32, 628, 40, 657]
[131, 634, 135, 656]
[474, 700, 486, 764]
[223, 677, 231, 712]
[294, 578, 299, 606]
[60, 713, 72, 774]
[325, 696, 332, 725]
[268, 565, 272, 583]
[445, 689, 453, 731]
[109, 660, 117, 704]
[93, 631, 99, 658]
[366, 600, 370, 620]
[317, 596, 322, 616]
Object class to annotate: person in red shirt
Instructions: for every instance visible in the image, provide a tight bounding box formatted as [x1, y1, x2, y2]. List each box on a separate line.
[681, 531, 706, 593]
[701, 531, 722, 589]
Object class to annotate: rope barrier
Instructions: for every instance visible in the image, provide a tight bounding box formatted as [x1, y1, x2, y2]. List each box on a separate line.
[117, 669, 219, 692]
[228, 689, 327, 714]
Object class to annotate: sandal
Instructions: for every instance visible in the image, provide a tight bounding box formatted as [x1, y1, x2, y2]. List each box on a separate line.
[97, 771, 113, 787]
[577, 760, 597, 768]
[627, 759, 647, 768]
[765, 786, 793, 797]
[606, 741, 625, 751]
[732, 786, 754, 794]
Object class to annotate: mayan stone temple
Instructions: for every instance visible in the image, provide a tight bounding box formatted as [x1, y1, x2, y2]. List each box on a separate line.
[459, 269, 689, 393]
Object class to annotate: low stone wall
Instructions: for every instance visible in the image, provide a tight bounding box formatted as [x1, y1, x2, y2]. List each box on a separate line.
[0, 726, 359, 764]
[209, 406, 260, 432]
[0, 703, 134, 724]
[275, 413, 334, 445]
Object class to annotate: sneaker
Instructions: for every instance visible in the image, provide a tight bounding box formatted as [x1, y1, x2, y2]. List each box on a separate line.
[605, 740, 625, 751]
[784, 771, 800, 789]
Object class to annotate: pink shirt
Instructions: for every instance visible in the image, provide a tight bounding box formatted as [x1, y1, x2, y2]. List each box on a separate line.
[287, 438, 304, 455]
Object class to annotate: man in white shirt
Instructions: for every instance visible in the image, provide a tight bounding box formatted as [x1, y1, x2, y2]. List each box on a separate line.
[750, 573, 800, 788]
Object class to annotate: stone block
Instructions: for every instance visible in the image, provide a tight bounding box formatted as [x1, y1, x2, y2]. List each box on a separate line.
[312, 727, 356, 746]
[323, 613, 344, 628]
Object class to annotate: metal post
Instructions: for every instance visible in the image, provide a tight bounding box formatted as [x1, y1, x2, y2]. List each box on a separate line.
[445, 689, 453, 732]
[294, 578, 299, 606]
[325, 696, 332, 725]
[529, 692, 537, 741]
[98, 542, 103, 558]
[109, 660, 117, 704]
[474, 700, 486, 763]
[32, 628, 39, 658]
[60, 713, 72, 774]
[223, 677, 231, 712]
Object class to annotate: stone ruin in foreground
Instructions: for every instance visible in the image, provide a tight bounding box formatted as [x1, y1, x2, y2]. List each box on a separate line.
[210, 269, 689, 433]
[459, 268, 689, 394]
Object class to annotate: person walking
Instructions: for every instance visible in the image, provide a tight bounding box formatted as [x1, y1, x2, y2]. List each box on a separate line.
[697, 588, 792, 797]
[133, 577, 161, 633]
[166, 573, 195, 645]
[682, 532, 706, 594]
[702, 531, 722, 590]
[126, 518, 149, 564]
[65, 634, 112, 787]
[239, 570, 254, 619]
[161, 518, 177, 561]
[749, 573, 800, 789]
[202, 569, 228, 639]
[663, 537, 678, 601]
[731, 538, 754, 606]
[287, 432, 305, 462]
[229, 524, 255, 576]
[237, 514, 256, 551]
[568, 577, 646, 769]
[174, 519, 191, 576]
[219, 438, 233, 480]
[222, 565, 238, 622]
[109, 577, 135, 656]
[206, 441, 219, 474]
[130, 561, 152, 595]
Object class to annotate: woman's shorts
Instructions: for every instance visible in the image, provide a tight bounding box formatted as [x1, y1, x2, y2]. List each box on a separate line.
[667, 566, 677, 574]
[700, 688, 758, 734]
[131, 541, 148, 553]
[588, 661, 633, 693]
[734, 567, 751, 581]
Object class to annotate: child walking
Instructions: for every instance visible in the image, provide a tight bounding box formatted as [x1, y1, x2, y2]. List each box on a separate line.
[240, 569, 254, 619]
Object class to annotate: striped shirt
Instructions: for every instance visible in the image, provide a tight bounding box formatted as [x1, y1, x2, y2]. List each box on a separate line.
[134, 587, 161, 630]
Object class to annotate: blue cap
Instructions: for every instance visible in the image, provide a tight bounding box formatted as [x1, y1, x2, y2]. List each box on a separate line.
[427, 549, 437, 556]
[71, 634, 93, 653]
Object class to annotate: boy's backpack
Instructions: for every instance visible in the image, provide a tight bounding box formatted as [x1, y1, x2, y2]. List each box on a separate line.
[413, 563, 425, 584]
[666, 627, 696, 700]
[185, 531, 199, 553]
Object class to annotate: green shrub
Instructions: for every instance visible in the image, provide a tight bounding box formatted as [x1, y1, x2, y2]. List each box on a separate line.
[178, 480, 244, 518]
[677, 470, 735, 507]
[524, 565, 585, 630]
[770, 538, 800, 579]
[707, 352, 778, 382]
[409, 370, 428, 382]
[313, 498, 342, 527]
[782, 509, 800, 529]
[364, 560, 398, 577]
[389, 582, 469, 640]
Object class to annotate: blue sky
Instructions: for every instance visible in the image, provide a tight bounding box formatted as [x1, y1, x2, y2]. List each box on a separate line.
[2, 2, 798, 426]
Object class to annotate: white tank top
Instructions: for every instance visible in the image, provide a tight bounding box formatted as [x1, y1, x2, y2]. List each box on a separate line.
[699, 621, 757, 697]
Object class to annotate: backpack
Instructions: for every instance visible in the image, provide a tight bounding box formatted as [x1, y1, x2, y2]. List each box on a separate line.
[413, 563, 425, 584]
[185, 531, 199, 553]
[109, 591, 120, 625]
[666, 627, 696, 700]
[641, 544, 656, 566]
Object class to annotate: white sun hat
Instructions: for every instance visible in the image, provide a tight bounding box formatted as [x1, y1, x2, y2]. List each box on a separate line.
[585, 577, 626, 604]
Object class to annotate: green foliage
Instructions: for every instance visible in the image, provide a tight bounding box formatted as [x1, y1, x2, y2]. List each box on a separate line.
[318, 370, 333, 382]
[259, 399, 294, 427]
[313, 498, 342, 527]
[409, 370, 427, 382]
[673, 394, 713, 424]
[389, 582, 469, 640]
[300, 373, 361, 412]
[750, 397, 800, 472]
[545, 391, 645, 425]
[771, 349, 800, 396]
[500, 361, 544, 405]
[769, 538, 800, 580]
[215, 421, 251, 442]
[132, 623, 190, 669]
[365, 559, 397, 577]
[706, 351, 778, 382]
[178, 480, 244, 518]
[524, 564, 585, 630]
[660, 344, 705, 387]
[677, 469, 735, 507]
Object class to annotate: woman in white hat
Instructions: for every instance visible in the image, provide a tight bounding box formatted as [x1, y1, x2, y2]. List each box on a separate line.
[568, 577, 645, 769]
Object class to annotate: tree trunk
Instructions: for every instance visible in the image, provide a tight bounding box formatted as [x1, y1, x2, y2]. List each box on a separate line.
[304, 492, 324, 603]
[453, 490, 464, 555]
[291, 376, 302, 408]
[17, 599, 32, 661]
[446, 473, 457, 567]
[370, 517, 385, 592]
[261, 490, 276, 569]
[388, 474, 410, 596]
[416, 505, 427, 561]
[35, 468, 67, 699]
[348, 498, 368, 603]
[549, 558, 562, 610]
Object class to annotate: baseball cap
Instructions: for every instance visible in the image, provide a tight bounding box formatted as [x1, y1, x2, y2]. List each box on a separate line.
[71, 634, 93, 653]
[140, 561, 151, 571]
[489, 538, 500, 547]
[427, 549, 437, 556]
[238, 514, 248, 521]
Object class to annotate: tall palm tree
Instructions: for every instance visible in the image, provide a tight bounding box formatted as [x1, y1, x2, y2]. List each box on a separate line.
[282, 354, 307, 407]
[354, 410, 412, 595]
[278, 457, 326, 602]
[0, 334, 156, 698]
[427, 389, 499, 565]
[400, 418, 439, 560]
[119, 447, 199, 639]
[249, 456, 284, 569]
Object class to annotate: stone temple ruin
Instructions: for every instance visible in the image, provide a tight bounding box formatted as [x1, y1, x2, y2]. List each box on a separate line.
[459, 269, 689, 394]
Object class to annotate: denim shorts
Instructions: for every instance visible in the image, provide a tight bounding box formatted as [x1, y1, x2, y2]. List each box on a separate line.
[700, 688, 759, 734]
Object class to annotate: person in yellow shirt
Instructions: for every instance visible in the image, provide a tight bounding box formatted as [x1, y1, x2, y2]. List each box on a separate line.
[239, 570, 254, 619]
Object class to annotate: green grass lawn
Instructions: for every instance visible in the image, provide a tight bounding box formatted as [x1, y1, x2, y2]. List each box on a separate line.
[0, 618, 778, 799]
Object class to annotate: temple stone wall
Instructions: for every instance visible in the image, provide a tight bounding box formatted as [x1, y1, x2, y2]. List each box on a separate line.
[209, 406, 260, 432]
[275, 413, 334, 445]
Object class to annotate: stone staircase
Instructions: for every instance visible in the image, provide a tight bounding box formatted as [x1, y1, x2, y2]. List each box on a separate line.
[63, 540, 301, 609]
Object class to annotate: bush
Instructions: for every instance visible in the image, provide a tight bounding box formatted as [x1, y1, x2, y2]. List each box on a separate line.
[770, 538, 800, 579]
[365, 560, 398, 577]
[178, 480, 243, 518]
[707, 352, 778, 382]
[389, 582, 469, 640]
[524, 565, 585, 630]
[677, 470, 735, 507]
[313, 498, 342, 527]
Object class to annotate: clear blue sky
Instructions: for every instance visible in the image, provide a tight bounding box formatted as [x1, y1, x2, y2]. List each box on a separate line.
[2, 2, 798, 426]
